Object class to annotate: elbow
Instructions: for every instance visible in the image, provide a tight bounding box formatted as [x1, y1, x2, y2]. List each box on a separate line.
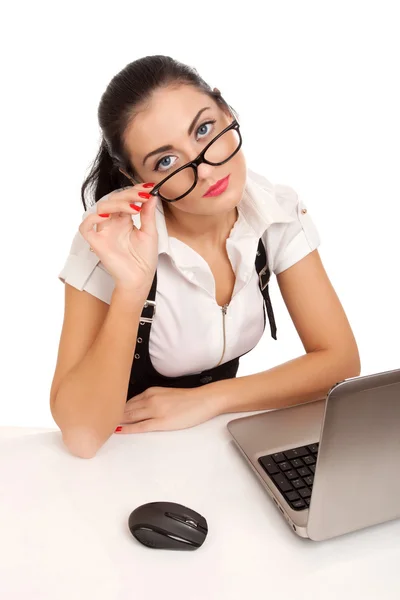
[335, 346, 361, 381]
[51, 396, 109, 459]
[61, 427, 105, 459]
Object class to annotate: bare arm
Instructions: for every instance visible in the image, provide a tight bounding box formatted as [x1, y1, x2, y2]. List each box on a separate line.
[50, 283, 147, 458]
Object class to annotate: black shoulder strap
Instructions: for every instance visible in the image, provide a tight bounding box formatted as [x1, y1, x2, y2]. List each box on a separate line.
[255, 238, 277, 340]
[133, 271, 158, 373]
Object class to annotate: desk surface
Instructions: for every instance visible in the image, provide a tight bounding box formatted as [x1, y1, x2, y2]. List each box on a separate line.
[1, 417, 399, 600]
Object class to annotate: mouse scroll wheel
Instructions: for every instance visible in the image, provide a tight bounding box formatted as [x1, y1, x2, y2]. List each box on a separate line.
[165, 512, 198, 528]
[185, 518, 198, 527]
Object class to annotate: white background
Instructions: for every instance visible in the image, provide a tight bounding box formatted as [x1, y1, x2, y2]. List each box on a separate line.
[1, 0, 399, 427]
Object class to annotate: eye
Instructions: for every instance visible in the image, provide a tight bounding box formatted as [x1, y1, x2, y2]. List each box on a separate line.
[196, 120, 216, 139]
[154, 155, 178, 173]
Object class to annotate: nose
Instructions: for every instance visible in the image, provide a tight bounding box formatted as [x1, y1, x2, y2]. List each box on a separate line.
[197, 162, 216, 180]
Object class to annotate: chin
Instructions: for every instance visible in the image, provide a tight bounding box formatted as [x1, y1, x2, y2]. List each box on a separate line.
[220, 180, 244, 204]
[214, 166, 246, 207]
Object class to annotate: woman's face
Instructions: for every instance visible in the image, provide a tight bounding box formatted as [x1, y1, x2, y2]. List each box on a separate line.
[123, 84, 247, 217]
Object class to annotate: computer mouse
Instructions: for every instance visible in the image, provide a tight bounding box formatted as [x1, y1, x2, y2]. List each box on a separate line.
[128, 501, 208, 550]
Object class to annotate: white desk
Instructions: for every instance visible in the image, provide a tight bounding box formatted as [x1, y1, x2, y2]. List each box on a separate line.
[1, 417, 399, 600]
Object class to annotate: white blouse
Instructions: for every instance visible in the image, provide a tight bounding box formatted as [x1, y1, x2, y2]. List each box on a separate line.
[58, 168, 321, 377]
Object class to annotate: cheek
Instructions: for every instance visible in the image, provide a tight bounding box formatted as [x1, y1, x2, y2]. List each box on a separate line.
[231, 150, 247, 178]
[223, 151, 247, 193]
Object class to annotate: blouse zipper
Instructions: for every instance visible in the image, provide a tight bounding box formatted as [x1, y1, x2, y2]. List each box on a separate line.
[215, 303, 229, 367]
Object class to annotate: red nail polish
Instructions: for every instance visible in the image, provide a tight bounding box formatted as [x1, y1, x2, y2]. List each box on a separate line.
[138, 192, 151, 199]
[142, 182, 155, 188]
[99, 213, 110, 217]
[130, 204, 142, 211]
[115, 426, 122, 432]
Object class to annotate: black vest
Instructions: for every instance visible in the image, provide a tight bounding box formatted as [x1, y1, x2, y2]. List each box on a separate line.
[126, 238, 277, 400]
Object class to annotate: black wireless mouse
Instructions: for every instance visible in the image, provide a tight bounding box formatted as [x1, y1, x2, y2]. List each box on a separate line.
[128, 501, 208, 550]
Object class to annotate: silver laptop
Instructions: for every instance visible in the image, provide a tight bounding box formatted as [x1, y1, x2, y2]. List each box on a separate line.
[227, 368, 400, 541]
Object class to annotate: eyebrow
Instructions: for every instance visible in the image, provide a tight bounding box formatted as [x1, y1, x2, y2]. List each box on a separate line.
[142, 106, 211, 166]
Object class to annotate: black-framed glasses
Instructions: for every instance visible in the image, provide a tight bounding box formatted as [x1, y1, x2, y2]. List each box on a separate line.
[149, 118, 242, 202]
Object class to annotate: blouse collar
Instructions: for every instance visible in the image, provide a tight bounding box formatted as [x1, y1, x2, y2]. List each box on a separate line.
[155, 167, 295, 256]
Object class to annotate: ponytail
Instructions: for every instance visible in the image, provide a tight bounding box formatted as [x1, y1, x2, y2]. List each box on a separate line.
[80, 139, 131, 211]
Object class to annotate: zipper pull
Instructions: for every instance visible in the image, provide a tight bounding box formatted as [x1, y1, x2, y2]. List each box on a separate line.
[222, 303, 228, 315]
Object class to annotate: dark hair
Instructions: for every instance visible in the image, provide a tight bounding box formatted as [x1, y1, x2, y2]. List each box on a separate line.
[80, 55, 237, 211]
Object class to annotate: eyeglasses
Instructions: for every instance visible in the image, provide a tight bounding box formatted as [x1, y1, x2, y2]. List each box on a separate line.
[149, 117, 242, 203]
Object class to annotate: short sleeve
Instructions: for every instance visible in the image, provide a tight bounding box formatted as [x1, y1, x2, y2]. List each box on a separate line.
[58, 205, 115, 304]
[264, 184, 321, 275]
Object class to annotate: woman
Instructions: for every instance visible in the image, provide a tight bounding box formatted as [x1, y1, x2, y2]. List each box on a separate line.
[50, 55, 360, 459]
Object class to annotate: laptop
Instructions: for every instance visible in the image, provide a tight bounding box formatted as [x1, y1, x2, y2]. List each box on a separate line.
[227, 367, 400, 541]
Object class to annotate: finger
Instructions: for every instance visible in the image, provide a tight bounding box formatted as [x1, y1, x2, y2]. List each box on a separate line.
[96, 185, 156, 215]
[124, 398, 147, 411]
[122, 405, 151, 423]
[97, 211, 132, 233]
[78, 213, 112, 244]
[114, 419, 164, 434]
[139, 194, 158, 236]
[124, 387, 167, 411]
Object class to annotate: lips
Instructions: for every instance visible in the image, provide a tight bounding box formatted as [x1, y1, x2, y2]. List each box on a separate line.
[203, 174, 230, 197]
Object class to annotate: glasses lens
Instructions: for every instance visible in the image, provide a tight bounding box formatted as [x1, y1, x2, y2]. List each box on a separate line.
[158, 125, 241, 201]
[204, 126, 241, 165]
[158, 167, 196, 201]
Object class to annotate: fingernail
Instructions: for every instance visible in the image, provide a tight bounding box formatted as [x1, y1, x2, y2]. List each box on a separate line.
[130, 204, 142, 211]
[99, 213, 110, 217]
[138, 192, 151, 199]
[115, 426, 122, 433]
[142, 182, 155, 188]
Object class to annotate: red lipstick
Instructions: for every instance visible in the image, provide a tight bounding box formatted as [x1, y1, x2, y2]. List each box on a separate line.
[203, 174, 230, 197]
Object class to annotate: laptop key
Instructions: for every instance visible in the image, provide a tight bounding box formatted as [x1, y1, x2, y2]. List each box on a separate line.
[285, 490, 300, 502]
[284, 447, 308, 460]
[304, 475, 314, 486]
[279, 461, 292, 471]
[299, 487, 312, 499]
[303, 455, 316, 465]
[272, 473, 293, 493]
[309, 465, 316, 474]
[297, 466, 312, 477]
[272, 452, 286, 463]
[291, 499, 306, 509]
[307, 443, 319, 454]
[258, 456, 280, 475]
[292, 478, 306, 489]
[285, 469, 298, 480]
[290, 458, 305, 469]
[305, 498, 311, 506]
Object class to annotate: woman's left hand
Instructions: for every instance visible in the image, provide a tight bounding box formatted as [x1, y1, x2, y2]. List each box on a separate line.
[115, 386, 221, 433]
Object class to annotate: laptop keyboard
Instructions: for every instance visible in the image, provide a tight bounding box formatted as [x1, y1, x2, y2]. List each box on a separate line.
[258, 443, 319, 511]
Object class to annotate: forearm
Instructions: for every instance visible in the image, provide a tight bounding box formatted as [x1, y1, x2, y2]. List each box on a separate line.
[52, 287, 146, 457]
[211, 348, 361, 415]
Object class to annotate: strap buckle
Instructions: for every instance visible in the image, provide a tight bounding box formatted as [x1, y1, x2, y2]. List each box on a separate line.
[259, 266, 270, 291]
[139, 299, 156, 324]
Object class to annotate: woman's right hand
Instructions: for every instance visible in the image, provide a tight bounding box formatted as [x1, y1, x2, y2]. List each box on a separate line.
[79, 183, 158, 295]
